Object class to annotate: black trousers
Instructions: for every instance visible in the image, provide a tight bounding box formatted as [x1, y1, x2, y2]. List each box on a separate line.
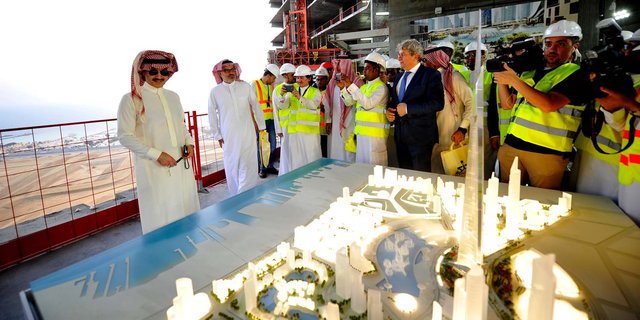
[396, 141, 433, 172]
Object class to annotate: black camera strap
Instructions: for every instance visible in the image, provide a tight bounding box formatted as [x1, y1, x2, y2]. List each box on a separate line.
[589, 111, 637, 155]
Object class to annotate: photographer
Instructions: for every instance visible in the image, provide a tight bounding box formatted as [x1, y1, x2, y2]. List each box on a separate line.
[574, 19, 638, 202]
[597, 46, 640, 224]
[493, 20, 591, 190]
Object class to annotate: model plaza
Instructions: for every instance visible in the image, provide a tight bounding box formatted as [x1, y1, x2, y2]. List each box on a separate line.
[168, 161, 586, 320]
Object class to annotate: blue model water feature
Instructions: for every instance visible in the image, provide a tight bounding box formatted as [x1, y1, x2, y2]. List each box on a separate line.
[285, 269, 317, 282]
[259, 287, 277, 312]
[287, 309, 319, 320]
[375, 228, 426, 297]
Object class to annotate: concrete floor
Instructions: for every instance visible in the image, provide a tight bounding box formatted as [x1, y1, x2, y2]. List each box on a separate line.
[0, 174, 277, 320]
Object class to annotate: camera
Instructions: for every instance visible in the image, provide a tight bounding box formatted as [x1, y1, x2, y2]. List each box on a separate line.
[283, 84, 294, 93]
[580, 18, 635, 146]
[486, 38, 544, 73]
[580, 18, 635, 99]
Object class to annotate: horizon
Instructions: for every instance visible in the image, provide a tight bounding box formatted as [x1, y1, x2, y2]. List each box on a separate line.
[0, 0, 279, 130]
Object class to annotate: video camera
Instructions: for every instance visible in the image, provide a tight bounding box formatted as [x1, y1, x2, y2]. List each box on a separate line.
[580, 18, 636, 151]
[580, 18, 635, 99]
[486, 38, 544, 73]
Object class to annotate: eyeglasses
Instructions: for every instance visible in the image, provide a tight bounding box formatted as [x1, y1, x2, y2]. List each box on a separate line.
[221, 68, 237, 73]
[148, 68, 171, 76]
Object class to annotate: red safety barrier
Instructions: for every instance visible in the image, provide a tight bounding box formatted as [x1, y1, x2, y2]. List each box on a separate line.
[0, 112, 227, 270]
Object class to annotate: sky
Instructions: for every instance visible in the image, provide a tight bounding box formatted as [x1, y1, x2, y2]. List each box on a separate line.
[0, 0, 280, 129]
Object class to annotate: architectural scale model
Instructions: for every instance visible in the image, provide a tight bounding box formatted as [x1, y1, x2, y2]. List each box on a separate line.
[168, 161, 589, 320]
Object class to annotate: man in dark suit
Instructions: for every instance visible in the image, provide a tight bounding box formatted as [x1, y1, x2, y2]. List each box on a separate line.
[386, 39, 445, 171]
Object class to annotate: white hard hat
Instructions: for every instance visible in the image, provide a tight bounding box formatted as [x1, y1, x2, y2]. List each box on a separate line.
[386, 58, 401, 69]
[265, 64, 281, 79]
[464, 42, 487, 53]
[294, 65, 313, 76]
[280, 63, 296, 75]
[543, 20, 582, 40]
[629, 28, 640, 42]
[364, 52, 386, 71]
[315, 67, 329, 77]
[621, 30, 634, 41]
[437, 41, 455, 50]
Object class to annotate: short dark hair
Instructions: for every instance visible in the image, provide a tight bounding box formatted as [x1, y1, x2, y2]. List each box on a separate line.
[221, 59, 234, 64]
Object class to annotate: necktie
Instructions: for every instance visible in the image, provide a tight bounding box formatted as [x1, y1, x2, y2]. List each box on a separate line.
[398, 71, 410, 101]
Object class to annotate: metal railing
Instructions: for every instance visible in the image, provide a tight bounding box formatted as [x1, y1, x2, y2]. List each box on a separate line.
[0, 112, 231, 269]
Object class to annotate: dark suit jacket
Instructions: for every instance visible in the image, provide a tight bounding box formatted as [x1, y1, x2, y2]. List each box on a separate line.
[389, 64, 444, 147]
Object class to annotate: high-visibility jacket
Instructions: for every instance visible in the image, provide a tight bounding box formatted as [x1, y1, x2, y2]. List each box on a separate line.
[292, 86, 321, 135]
[254, 79, 273, 120]
[507, 63, 585, 153]
[618, 77, 640, 184]
[575, 103, 622, 166]
[452, 63, 470, 83]
[354, 79, 389, 138]
[275, 83, 299, 133]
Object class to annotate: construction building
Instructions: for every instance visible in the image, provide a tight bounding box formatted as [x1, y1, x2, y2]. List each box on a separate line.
[268, 0, 639, 65]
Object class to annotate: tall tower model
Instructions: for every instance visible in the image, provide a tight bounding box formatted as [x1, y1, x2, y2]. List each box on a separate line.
[458, 22, 485, 266]
[525, 254, 556, 320]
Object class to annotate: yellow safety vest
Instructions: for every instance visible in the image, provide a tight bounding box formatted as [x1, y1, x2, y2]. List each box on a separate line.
[574, 103, 622, 166]
[618, 77, 640, 185]
[453, 63, 470, 83]
[354, 79, 389, 138]
[275, 83, 299, 133]
[507, 63, 585, 153]
[254, 79, 273, 120]
[292, 86, 321, 135]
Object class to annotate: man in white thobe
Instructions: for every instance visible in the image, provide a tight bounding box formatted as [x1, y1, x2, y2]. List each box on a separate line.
[272, 63, 298, 175]
[338, 52, 390, 165]
[327, 59, 360, 162]
[290, 65, 322, 170]
[209, 59, 266, 195]
[117, 50, 200, 234]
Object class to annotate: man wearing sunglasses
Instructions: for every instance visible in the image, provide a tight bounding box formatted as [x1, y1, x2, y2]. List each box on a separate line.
[117, 50, 200, 234]
[209, 59, 266, 195]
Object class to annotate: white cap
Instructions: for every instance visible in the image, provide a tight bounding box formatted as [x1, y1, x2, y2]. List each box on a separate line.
[315, 67, 329, 77]
[265, 64, 282, 80]
[386, 58, 401, 69]
[544, 20, 582, 40]
[280, 63, 296, 75]
[464, 42, 487, 53]
[294, 65, 313, 76]
[437, 41, 454, 50]
[364, 52, 386, 71]
[629, 28, 640, 42]
[621, 30, 634, 41]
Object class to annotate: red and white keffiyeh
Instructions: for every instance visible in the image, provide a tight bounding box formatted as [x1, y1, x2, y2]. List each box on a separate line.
[212, 59, 242, 85]
[423, 48, 455, 105]
[130, 50, 178, 121]
[326, 59, 363, 137]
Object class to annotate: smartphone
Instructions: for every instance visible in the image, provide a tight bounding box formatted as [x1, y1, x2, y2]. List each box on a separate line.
[335, 73, 342, 81]
[283, 84, 294, 93]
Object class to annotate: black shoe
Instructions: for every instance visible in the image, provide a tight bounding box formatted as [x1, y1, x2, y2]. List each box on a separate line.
[266, 167, 279, 175]
[259, 171, 267, 178]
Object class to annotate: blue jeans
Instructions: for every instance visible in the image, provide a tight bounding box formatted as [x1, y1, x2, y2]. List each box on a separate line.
[257, 119, 277, 171]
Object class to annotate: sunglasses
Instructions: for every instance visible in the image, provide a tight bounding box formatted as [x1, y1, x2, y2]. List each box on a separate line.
[148, 69, 171, 76]
[221, 68, 237, 73]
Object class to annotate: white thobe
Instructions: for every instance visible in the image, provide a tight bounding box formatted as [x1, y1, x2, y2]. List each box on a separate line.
[431, 70, 473, 175]
[293, 85, 322, 170]
[208, 81, 266, 195]
[273, 85, 296, 175]
[342, 78, 389, 166]
[117, 83, 200, 234]
[327, 86, 356, 162]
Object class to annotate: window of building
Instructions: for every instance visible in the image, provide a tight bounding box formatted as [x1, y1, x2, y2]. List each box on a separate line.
[570, 2, 579, 14]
